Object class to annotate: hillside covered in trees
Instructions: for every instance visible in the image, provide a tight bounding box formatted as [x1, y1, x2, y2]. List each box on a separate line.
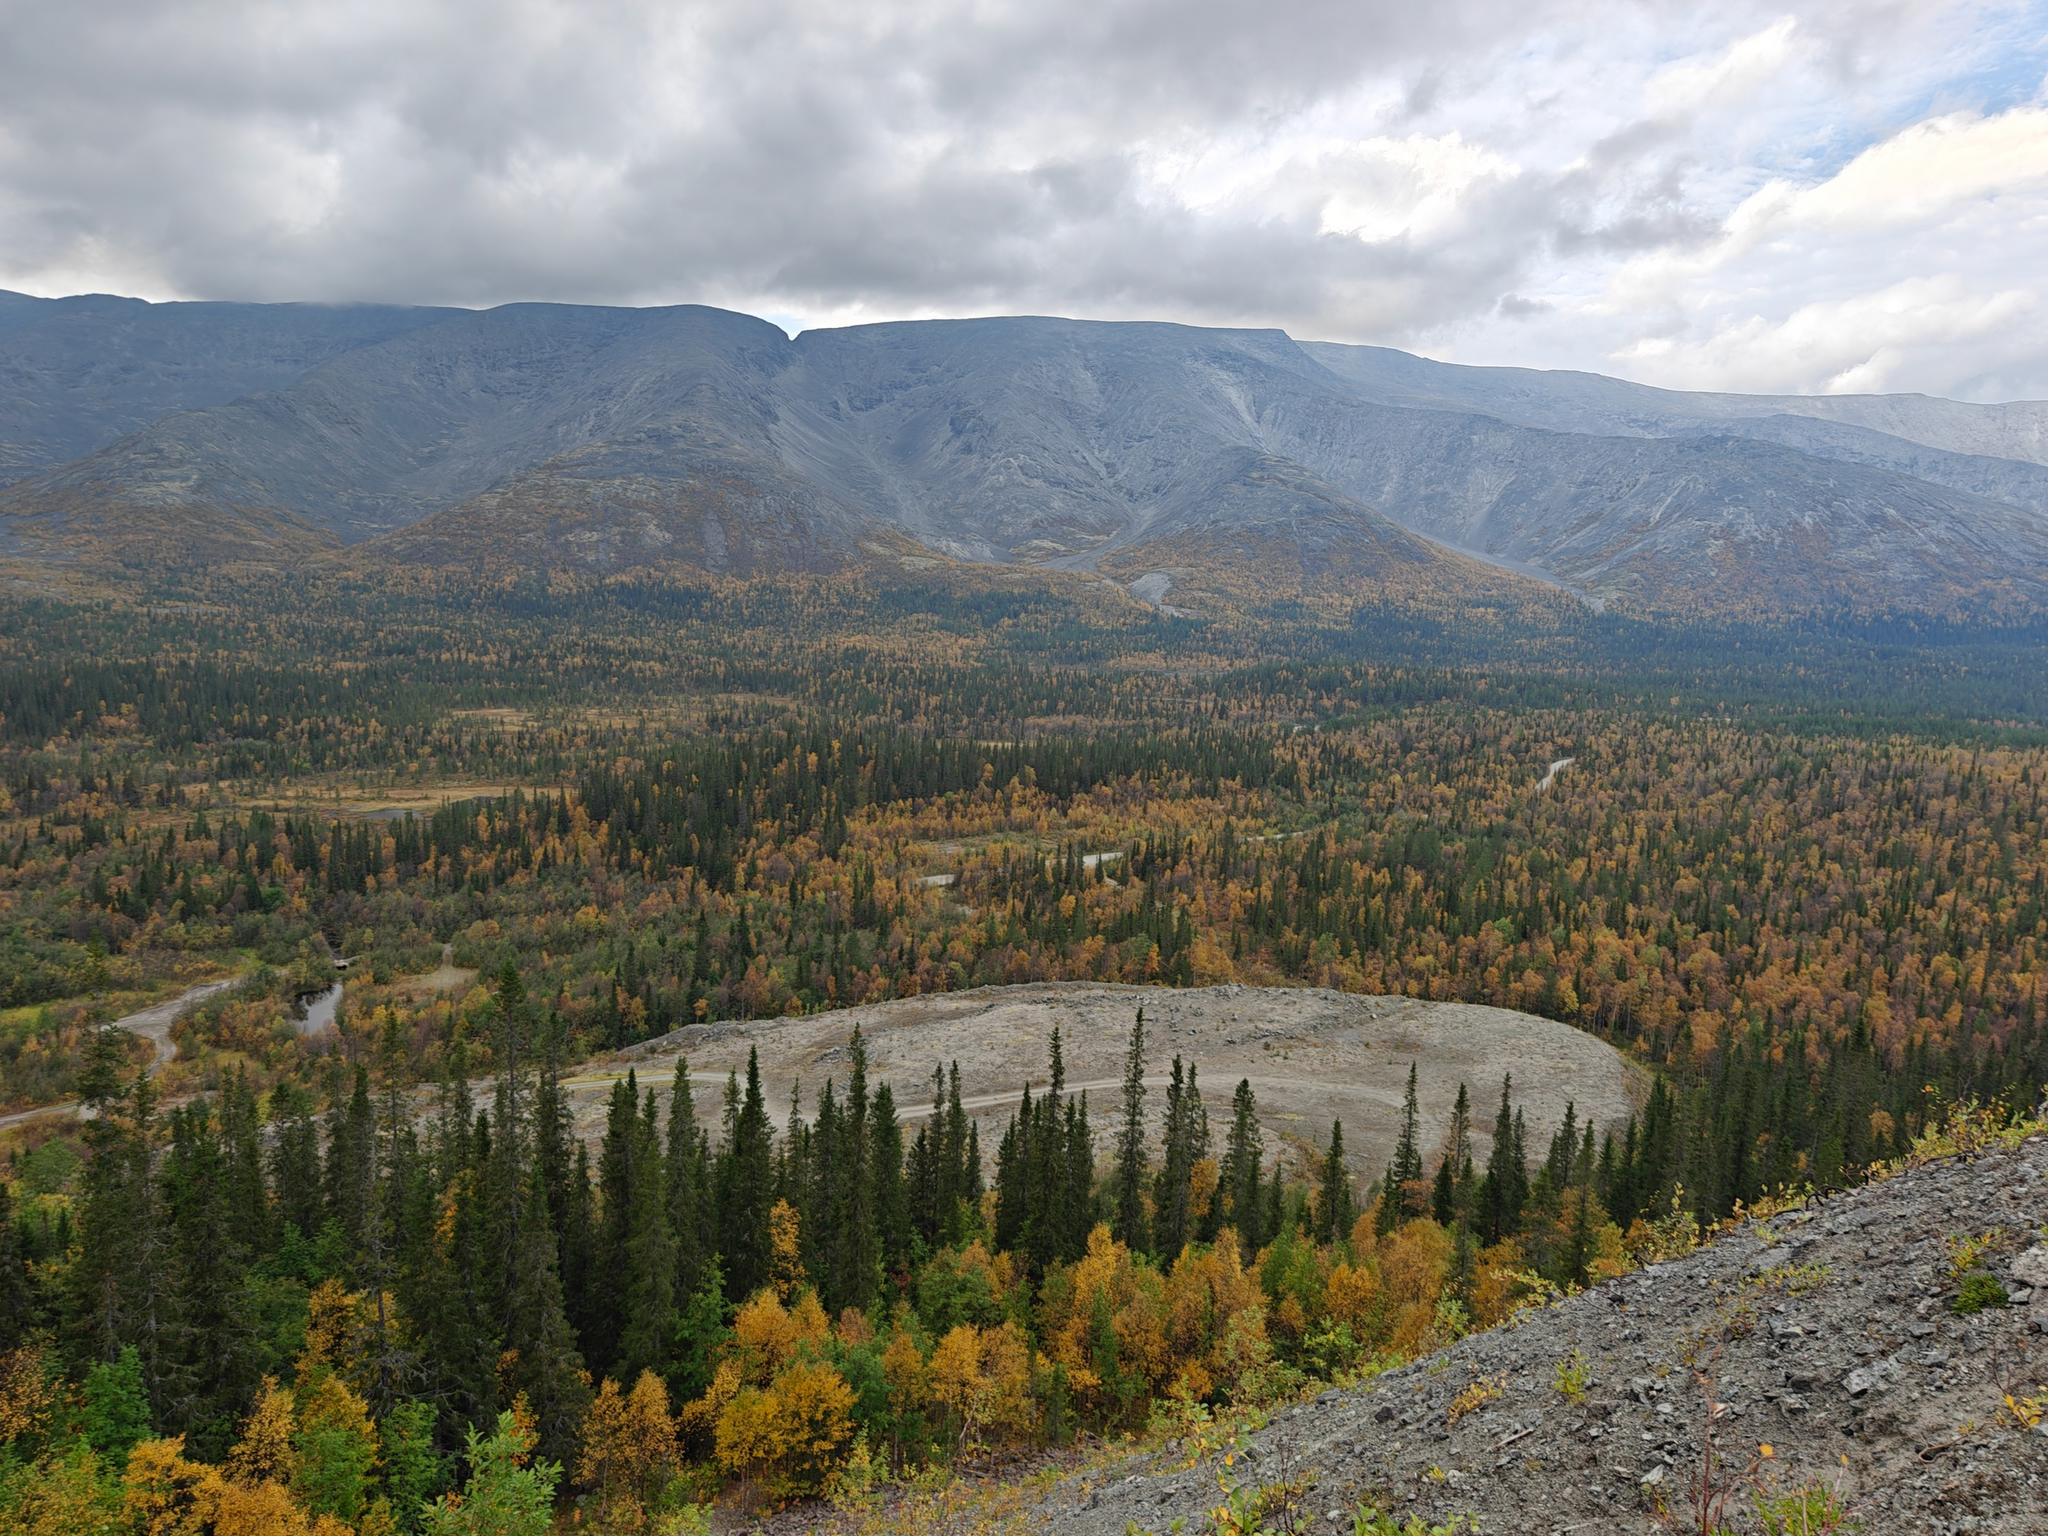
[2, 562, 2045, 1531]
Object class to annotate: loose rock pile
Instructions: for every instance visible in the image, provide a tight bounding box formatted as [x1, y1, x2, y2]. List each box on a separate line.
[1045, 1138, 2048, 1536]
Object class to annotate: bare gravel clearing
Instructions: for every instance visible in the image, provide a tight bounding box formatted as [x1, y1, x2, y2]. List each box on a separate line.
[567, 983, 1646, 1174]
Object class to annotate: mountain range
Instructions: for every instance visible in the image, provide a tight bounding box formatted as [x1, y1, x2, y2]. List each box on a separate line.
[4, 289, 2047, 616]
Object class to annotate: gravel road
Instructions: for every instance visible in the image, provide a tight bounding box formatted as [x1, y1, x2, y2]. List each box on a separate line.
[0, 976, 239, 1131]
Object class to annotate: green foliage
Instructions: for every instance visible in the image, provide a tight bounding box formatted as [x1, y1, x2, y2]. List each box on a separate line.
[1552, 1349, 1589, 1404]
[0, 1445, 124, 1536]
[78, 1346, 151, 1462]
[1951, 1272, 2009, 1315]
[1755, 1481, 1861, 1534]
[378, 1401, 450, 1534]
[417, 1411, 559, 1536]
[1351, 1507, 1477, 1536]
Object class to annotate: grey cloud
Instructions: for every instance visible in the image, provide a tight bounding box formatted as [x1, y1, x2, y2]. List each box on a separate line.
[0, 0, 2031, 392]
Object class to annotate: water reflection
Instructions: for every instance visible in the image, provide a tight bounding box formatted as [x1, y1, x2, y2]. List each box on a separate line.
[297, 982, 344, 1037]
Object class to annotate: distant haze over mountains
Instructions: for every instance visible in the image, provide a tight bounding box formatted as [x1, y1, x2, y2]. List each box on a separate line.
[3, 290, 2046, 616]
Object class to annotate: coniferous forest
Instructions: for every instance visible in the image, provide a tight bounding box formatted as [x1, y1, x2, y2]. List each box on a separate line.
[2, 564, 2046, 1532]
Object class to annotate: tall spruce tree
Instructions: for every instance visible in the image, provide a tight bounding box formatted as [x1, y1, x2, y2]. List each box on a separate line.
[1061, 1092, 1096, 1261]
[66, 1031, 167, 1403]
[617, 1091, 676, 1382]
[871, 1083, 910, 1280]
[269, 1078, 324, 1245]
[1378, 1063, 1424, 1236]
[158, 1102, 257, 1459]
[325, 1065, 377, 1261]
[1112, 1010, 1149, 1252]
[217, 1067, 268, 1255]
[503, 1163, 593, 1466]
[715, 1049, 775, 1301]
[1315, 1121, 1354, 1245]
[588, 1073, 642, 1375]
[1476, 1076, 1531, 1245]
[1432, 1083, 1473, 1226]
[666, 1061, 711, 1302]
[831, 1028, 879, 1313]
[1153, 1057, 1207, 1263]
[1218, 1078, 1264, 1257]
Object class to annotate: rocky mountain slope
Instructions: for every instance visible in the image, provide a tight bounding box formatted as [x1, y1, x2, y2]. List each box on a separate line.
[5, 292, 2047, 614]
[0, 289, 451, 483]
[1044, 1135, 2048, 1536]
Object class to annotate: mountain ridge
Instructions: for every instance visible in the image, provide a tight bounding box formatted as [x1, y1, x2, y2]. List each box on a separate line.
[3, 293, 2046, 615]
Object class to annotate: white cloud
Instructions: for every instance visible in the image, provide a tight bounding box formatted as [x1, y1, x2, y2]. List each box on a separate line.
[1640, 16, 1801, 119]
[1615, 275, 2040, 392]
[1318, 133, 1522, 243]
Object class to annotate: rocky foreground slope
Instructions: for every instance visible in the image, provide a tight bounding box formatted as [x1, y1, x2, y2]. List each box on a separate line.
[1044, 1136, 2048, 1536]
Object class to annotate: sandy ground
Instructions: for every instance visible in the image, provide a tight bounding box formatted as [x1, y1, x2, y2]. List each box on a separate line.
[565, 983, 1649, 1179]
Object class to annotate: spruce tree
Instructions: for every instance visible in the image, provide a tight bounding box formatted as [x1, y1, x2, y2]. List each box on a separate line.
[992, 1087, 1027, 1257]
[1432, 1083, 1472, 1226]
[807, 1078, 841, 1290]
[715, 1049, 775, 1301]
[325, 1065, 377, 1261]
[1478, 1074, 1523, 1245]
[618, 1092, 676, 1381]
[831, 1028, 879, 1314]
[942, 1063, 972, 1243]
[269, 1077, 324, 1246]
[1537, 1101, 1580, 1214]
[404, 1124, 497, 1442]
[1219, 1078, 1264, 1257]
[907, 1087, 937, 1248]
[870, 1083, 910, 1280]
[158, 1101, 257, 1458]
[1020, 1032, 1066, 1275]
[588, 1074, 641, 1375]
[1111, 1010, 1149, 1252]
[1061, 1092, 1096, 1262]
[1561, 1185, 1596, 1291]
[67, 1032, 166, 1397]
[561, 1142, 598, 1347]
[1316, 1121, 1353, 1245]
[1153, 1057, 1206, 1263]
[218, 1066, 268, 1254]
[666, 1061, 711, 1301]
[532, 1012, 575, 1249]
[1378, 1063, 1424, 1236]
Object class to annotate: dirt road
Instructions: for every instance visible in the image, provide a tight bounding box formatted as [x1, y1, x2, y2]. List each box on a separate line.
[0, 977, 240, 1132]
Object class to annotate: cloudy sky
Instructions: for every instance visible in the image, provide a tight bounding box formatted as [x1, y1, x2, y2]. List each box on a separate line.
[3, 0, 2046, 400]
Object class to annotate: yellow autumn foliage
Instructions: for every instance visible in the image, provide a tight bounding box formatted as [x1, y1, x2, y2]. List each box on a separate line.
[0, 1343, 59, 1444]
[224, 1378, 298, 1487]
[881, 1327, 927, 1417]
[578, 1370, 677, 1515]
[1162, 1236, 1267, 1400]
[927, 1322, 1036, 1450]
[121, 1435, 355, 1536]
[1037, 1224, 1170, 1417]
[768, 1199, 805, 1298]
[713, 1358, 856, 1497]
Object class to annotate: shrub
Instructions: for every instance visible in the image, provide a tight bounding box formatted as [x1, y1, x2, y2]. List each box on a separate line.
[1951, 1272, 2009, 1315]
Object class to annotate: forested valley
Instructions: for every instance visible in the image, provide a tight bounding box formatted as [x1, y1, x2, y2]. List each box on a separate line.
[2, 564, 2045, 1534]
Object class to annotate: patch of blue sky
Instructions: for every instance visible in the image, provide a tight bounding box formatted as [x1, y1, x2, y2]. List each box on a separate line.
[1777, 4, 2048, 185]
